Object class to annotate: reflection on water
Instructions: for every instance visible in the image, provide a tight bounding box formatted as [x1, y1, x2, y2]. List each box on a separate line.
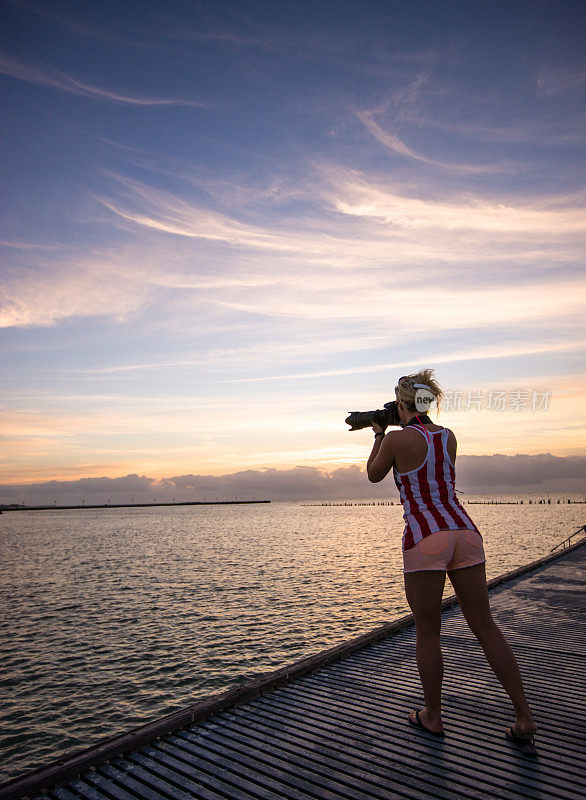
[0, 494, 583, 782]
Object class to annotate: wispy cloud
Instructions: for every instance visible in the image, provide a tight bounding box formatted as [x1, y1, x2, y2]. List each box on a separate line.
[391, 115, 586, 148]
[98, 168, 586, 269]
[328, 168, 586, 233]
[204, 274, 586, 328]
[3, 163, 584, 331]
[224, 339, 586, 382]
[536, 66, 586, 97]
[4, 0, 133, 44]
[62, 359, 208, 375]
[97, 194, 299, 250]
[0, 259, 155, 328]
[53, 334, 390, 374]
[94, 173, 417, 267]
[0, 50, 205, 106]
[0, 238, 59, 250]
[356, 109, 497, 173]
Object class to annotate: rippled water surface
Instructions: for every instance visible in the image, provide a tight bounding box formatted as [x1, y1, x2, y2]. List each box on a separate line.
[1, 494, 584, 783]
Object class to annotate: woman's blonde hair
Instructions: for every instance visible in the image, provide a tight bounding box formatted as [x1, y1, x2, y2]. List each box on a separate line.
[395, 369, 443, 414]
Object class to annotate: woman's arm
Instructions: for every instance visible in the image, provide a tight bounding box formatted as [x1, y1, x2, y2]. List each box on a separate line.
[367, 429, 398, 483]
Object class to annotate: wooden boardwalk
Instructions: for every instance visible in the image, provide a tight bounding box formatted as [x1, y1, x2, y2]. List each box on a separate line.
[2, 539, 585, 800]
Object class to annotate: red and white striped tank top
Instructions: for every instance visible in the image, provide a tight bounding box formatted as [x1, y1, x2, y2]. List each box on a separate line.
[393, 424, 480, 552]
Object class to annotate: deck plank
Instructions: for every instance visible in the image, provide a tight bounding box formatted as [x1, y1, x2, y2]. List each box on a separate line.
[120, 749, 262, 800]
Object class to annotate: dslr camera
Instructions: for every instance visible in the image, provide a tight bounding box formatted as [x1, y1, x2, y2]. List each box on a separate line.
[345, 401, 401, 431]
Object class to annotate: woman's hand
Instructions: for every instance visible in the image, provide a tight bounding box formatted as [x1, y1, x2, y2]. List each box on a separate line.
[371, 422, 386, 435]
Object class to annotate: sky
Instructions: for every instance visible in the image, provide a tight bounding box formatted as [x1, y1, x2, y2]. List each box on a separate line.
[1, 0, 585, 501]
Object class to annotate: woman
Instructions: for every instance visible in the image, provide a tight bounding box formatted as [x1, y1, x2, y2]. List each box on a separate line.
[367, 370, 537, 754]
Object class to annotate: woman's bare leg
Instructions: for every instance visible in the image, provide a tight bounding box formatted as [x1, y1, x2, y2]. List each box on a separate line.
[447, 562, 537, 736]
[404, 569, 447, 732]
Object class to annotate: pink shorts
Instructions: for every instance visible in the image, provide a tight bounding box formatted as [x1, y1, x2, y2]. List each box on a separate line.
[403, 528, 486, 573]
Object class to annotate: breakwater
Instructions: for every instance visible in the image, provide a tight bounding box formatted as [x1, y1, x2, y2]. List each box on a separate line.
[467, 498, 584, 504]
[0, 500, 270, 512]
[305, 497, 584, 507]
[303, 501, 397, 506]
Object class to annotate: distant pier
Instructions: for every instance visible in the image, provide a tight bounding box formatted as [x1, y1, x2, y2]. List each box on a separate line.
[467, 498, 585, 505]
[305, 498, 584, 507]
[303, 501, 397, 506]
[0, 500, 270, 512]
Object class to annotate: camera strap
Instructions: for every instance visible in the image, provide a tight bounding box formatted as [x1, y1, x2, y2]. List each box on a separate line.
[404, 414, 433, 428]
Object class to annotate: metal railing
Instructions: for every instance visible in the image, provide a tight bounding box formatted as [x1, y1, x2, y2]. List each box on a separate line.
[550, 524, 586, 552]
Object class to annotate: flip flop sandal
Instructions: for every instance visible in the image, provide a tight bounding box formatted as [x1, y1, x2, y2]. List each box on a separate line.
[506, 726, 537, 756]
[408, 709, 446, 737]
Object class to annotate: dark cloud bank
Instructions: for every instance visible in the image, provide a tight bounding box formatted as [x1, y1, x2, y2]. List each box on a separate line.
[1, 454, 584, 505]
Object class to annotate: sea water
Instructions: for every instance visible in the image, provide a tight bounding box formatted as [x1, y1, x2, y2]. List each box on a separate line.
[0, 494, 584, 783]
